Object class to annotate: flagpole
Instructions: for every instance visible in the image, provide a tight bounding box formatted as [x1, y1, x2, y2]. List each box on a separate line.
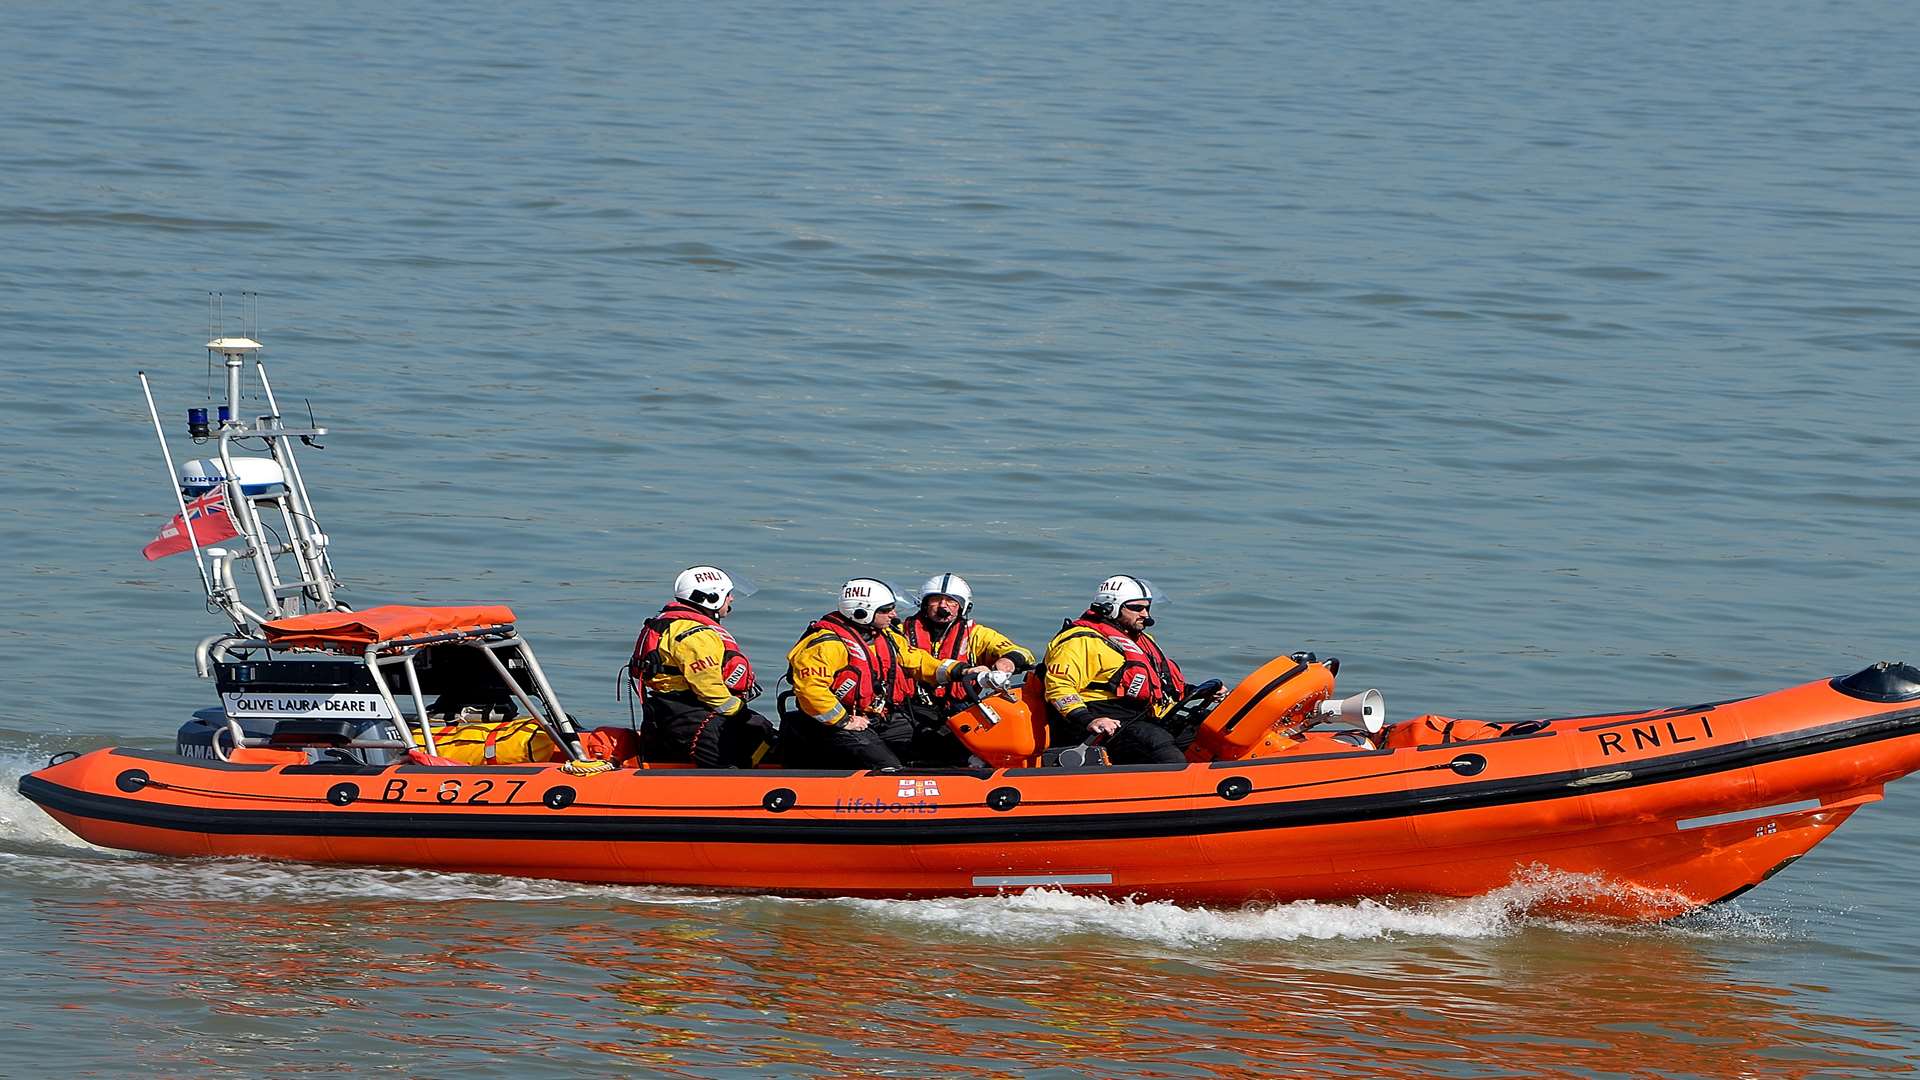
[139, 371, 216, 599]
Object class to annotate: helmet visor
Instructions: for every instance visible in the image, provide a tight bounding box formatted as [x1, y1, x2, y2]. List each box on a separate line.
[724, 572, 759, 600]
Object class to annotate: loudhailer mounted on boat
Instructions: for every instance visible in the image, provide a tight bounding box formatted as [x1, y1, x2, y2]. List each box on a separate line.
[20, 319, 1920, 920]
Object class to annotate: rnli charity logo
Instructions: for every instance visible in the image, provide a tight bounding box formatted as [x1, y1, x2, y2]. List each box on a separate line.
[1126, 673, 1148, 696]
[832, 673, 859, 697]
[844, 585, 872, 599]
[836, 778, 941, 815]
[695, 571, 723, 583]
[1101, 579, 1128, 592]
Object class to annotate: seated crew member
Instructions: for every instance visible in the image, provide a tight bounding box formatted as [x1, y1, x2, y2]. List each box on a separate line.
[1042, 574, 1224, 765]
[783, 578, 985, 770]
[900, 572, 1036, 764]
[629, 565, 776, 768]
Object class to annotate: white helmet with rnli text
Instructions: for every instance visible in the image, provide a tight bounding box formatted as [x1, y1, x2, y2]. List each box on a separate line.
[918, 572, 974, 618]
[1091, 574, 1159, 619]
[674, 565, 753, 612]
[839, 578, 901, 626]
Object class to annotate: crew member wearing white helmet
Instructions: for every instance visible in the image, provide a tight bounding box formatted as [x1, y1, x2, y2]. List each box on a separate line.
[899, 572, 1035, 763]
[629, 565, 775, 768]
[783, 578, 986, 769]
[1041, 575, 1222, 765]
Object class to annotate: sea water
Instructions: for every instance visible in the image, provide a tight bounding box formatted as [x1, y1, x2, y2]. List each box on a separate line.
[2, 0, 1918, 1074]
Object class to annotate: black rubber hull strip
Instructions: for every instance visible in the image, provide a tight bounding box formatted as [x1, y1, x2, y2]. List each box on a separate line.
[20, 708, 1920, 847]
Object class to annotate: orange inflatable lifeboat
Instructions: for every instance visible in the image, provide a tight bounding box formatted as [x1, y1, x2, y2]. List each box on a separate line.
[25, 656, 1920, 921]
[28, 331, 1920, 922]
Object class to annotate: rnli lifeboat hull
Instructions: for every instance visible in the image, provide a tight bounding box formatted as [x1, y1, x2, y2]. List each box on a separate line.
[22, 675, 1920, 920]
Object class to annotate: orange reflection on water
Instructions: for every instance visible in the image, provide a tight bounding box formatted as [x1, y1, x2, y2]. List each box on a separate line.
[25, 884, 1918, 1078]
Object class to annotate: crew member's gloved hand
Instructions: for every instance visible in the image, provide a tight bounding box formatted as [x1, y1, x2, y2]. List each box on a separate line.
[970, 668, 1023, 699]
[1065, 709, 1121, 739]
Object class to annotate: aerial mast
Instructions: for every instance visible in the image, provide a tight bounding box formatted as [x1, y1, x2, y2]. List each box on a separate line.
[139, 294, 343, 634]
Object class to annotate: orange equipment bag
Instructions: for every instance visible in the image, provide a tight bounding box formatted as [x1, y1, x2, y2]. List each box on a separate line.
[577, 726, 643, 768]
[1188, 654, 1336, 763]
[1380, 714, 1508, 748]
[426, 718, 561, 766]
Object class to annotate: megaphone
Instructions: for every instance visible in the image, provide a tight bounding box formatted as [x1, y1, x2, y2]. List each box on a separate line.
[1309, 689, 1386, 734]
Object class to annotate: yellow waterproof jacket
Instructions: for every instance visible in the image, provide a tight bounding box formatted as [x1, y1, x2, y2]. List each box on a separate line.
[786, 615, 962, 726]
[966, 623, 1032, 667]
[1042, 618, 1179, 724]
[901, 615, 1034, 709]
[900, 616, 1035, 668]
[632, 604, 754, 716]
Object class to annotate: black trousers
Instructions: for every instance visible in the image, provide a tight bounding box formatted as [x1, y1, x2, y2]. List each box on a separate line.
[901, 698, 971, 767]
[779, 707, 915, 770]
[643, 692, 777, 769]
[1050, 704, 1188, 766]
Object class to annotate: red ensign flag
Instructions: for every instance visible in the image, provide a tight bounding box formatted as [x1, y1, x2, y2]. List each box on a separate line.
[143, 488, 241, 560]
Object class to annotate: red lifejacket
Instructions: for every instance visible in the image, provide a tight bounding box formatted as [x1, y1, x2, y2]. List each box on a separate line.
[1065, 614, 1184, 706]
[1135, 630, 1186, 702]
[903, 614, 973, 705]
[803, 613, 909, 713]
[630, 602, 757, 702]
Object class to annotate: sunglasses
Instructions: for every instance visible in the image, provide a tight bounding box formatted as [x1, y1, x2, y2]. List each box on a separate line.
[1121, 602, 1151, 613]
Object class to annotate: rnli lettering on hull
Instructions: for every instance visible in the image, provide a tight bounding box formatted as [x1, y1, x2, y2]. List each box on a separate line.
[220, 693, 394, 719]
[1597, 715, 1716, 757]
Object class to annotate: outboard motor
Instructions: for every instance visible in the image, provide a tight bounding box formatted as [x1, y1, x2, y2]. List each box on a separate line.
[176, 707, 277, 761]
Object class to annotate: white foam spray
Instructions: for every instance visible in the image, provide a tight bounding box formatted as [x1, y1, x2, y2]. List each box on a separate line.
[0, 749, 110, 854]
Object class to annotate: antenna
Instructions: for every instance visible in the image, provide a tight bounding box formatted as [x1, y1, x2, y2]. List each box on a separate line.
[143, 314, 341, 635]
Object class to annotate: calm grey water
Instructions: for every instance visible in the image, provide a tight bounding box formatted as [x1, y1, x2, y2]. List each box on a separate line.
[4, 0, 1920, 1074]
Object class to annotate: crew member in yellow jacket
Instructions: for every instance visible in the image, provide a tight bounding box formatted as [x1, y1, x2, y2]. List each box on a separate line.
[899, 572, 1035, 763]
[629, 565, 776, 767]
[1043, 574, 1223, 765]
[784, 578, 986, 769]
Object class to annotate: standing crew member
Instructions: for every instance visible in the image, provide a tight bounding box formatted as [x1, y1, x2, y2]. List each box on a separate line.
[1042, 574, 1222, 765]
[900, 572, 1035, 763]
[629, 565, 776, 768]
[784, 578, 986, 769]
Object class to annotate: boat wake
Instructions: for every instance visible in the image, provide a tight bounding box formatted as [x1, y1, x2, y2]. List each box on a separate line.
[841, 874, 1792, 945]
[0, 747, 108, 855]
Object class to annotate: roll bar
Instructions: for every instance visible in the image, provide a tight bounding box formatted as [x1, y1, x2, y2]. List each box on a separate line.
[206, 627, 586, 762]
